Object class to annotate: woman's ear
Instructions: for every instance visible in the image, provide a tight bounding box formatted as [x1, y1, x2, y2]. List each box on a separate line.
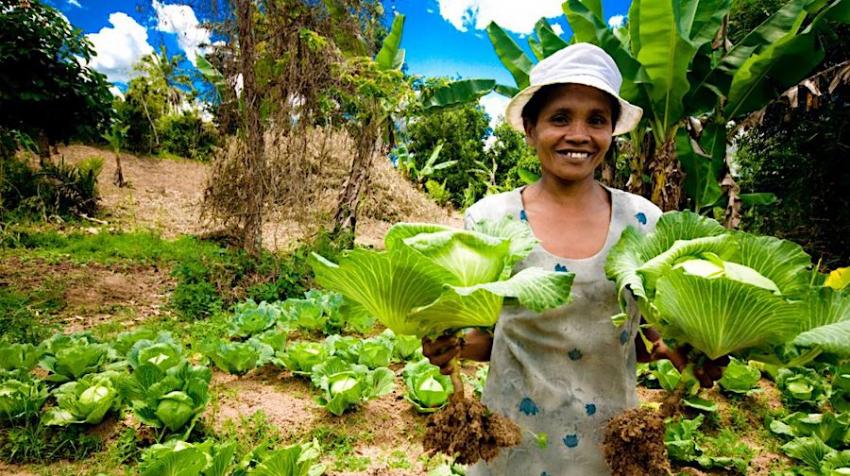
[523, 119, 537, 147]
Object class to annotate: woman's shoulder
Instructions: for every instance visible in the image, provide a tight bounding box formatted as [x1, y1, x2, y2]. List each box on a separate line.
[608, 186, 663, 232]
[464, 188, 523, 226]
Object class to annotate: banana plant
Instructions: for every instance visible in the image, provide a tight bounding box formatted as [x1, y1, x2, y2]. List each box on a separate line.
[424, 0, 850, 216]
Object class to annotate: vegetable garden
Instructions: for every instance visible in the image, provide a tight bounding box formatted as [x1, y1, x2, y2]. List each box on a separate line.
[2, 0, 850, 474]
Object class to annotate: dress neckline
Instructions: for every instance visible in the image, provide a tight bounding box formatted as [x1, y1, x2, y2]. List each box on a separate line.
[514, 182, 619, 263]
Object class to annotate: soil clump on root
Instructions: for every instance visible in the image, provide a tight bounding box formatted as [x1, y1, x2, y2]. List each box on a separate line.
[603, 407, 671, 476]
[423, 395, 521, 465]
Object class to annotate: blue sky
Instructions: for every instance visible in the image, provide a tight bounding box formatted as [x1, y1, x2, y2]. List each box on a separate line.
[53, 0, 631, 123]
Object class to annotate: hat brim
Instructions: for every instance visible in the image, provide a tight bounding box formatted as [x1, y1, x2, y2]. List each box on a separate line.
[504, 75, 643, 136]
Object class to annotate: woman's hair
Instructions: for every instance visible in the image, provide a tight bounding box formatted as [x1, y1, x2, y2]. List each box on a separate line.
[520, 83, 622, 131]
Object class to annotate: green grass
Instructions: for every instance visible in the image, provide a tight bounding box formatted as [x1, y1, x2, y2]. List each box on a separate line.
[1, 225, 219, 265]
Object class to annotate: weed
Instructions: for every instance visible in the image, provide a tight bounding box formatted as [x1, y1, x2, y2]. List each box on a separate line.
[386, 449, 412, 469]
[0, 423, 102, 464]
[0, 286, 59, 344]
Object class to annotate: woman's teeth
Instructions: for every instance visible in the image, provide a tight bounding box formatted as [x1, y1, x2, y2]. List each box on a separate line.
[560, 151, 592, 159]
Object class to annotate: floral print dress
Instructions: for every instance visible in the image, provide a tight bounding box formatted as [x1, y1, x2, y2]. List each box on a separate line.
[464, 184, 662, 476]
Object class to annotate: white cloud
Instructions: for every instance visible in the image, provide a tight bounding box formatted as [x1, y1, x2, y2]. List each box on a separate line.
[436, 0, 563, 35]
[86, 12, 154, 83]
[152, 0, 210, 65]
[551, 23, 564, 36]
[108, 86, 125, 99]
[479, 92, 510, 129]
[67, 0, 81, 8]
[608, 15, 625, 28]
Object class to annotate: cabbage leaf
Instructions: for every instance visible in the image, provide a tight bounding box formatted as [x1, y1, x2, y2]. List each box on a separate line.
[311, 218, 574, 337]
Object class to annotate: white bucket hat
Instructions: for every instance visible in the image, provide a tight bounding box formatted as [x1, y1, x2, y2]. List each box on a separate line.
[505, 43, 643, 136]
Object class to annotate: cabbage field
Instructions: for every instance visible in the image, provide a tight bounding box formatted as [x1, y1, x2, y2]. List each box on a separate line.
[2, 209, 850, 476]
[3, 0, 850, 473]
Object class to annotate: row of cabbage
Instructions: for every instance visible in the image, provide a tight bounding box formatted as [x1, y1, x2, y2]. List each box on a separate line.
[0, 289, 461, 432]
[200, 291, 459, 415]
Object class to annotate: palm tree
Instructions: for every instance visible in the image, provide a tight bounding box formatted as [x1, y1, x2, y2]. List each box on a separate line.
[136, 45, 194, 114]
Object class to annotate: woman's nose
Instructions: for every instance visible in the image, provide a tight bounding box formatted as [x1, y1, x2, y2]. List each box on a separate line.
[562, 123, 591, 142]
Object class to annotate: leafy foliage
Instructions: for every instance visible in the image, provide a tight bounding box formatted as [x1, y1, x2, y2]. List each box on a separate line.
[42, 371, 122, 426]
[312, 217, 574, 337]
[118, 334, 211, 434]
[310, 357, 394, 415]
[138, 439, 236, 476]
[406, 100, 490, 206]
[403, 359, 453, 413]
[38, 334, 113, 383]
[0, 0, 112, 153]
[718, 357, 762, 394]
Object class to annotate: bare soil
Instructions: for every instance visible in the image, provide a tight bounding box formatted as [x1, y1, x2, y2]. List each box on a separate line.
[209, 370, 319, 435]
[53, 144, 461, 249]
[0, 256, 173, 331]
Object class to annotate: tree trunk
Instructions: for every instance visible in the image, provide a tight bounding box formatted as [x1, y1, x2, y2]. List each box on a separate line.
[37, 130, 50, 165]
[648, 136, 684, 211]
[113, 151, 125, 188]
[140, 98, 160, 151]
[333, 118, 379, 237]
[625, 133, 651, 197]
[235, 0, 265, 255]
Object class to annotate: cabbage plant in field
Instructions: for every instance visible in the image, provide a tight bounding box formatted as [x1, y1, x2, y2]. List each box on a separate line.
[42, 370, 122, 426]
[118, 333, 211, 436]
[138, 439, 236, 476]
[200, 339, 273, 376]
[0, 342, 42, 377]
[230, 300, 281, 338]
[0, 378, 47, 422]
[403, 358, 453, 413]
[309, 356, 394, 415]
[605, 211, 850, 360]
[280, 341, 330, 375]
[39, 333, 115, 383]
[243, 440, 325, 476]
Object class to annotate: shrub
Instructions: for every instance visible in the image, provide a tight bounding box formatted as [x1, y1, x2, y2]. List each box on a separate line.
[0, 156, 101, 220]
[157, 112, 219, 161]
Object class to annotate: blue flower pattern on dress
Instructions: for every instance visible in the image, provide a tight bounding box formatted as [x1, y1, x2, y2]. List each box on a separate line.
[554, 263, 569, 273]
[520, 209, 528, 222]
[619, 329, 630, 345]
[563, 434, 579, 448]
[585, 403, 597, 416]
[635, 211, 647, 225]
[519, 397, 540, 416]
[568, 348, 582, 361]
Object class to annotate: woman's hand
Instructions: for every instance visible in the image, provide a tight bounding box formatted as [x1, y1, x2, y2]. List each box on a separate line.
[651, 341, 728, 388]
[422, 329, 494, 375]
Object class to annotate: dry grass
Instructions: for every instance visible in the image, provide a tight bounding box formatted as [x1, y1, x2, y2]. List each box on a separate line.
[53, 137, 460, 251]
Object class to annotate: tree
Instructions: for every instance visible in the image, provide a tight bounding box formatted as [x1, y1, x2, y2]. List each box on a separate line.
[102, 121, 129, 187]
[0, 0, 112, 158]
[426, 0, 850, 217]
[136, 46, 194, 114]
[407, 101, 490, 207]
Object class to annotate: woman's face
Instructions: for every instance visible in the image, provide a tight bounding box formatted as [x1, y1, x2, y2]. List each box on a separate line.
[524, 84, 614, 183]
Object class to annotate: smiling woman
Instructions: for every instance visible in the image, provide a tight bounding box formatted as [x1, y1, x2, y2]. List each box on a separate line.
[422, 43, 686, 476]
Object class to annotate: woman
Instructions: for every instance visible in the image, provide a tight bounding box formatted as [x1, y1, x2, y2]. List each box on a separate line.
[423, 43, 710, 475]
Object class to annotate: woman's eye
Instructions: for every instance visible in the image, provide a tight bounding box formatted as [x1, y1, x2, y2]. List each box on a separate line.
[589, 115, 609, 126]
[550, 114, 568, 124]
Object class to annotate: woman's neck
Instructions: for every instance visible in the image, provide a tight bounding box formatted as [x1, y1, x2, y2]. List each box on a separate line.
[528, 174, 603, 209]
